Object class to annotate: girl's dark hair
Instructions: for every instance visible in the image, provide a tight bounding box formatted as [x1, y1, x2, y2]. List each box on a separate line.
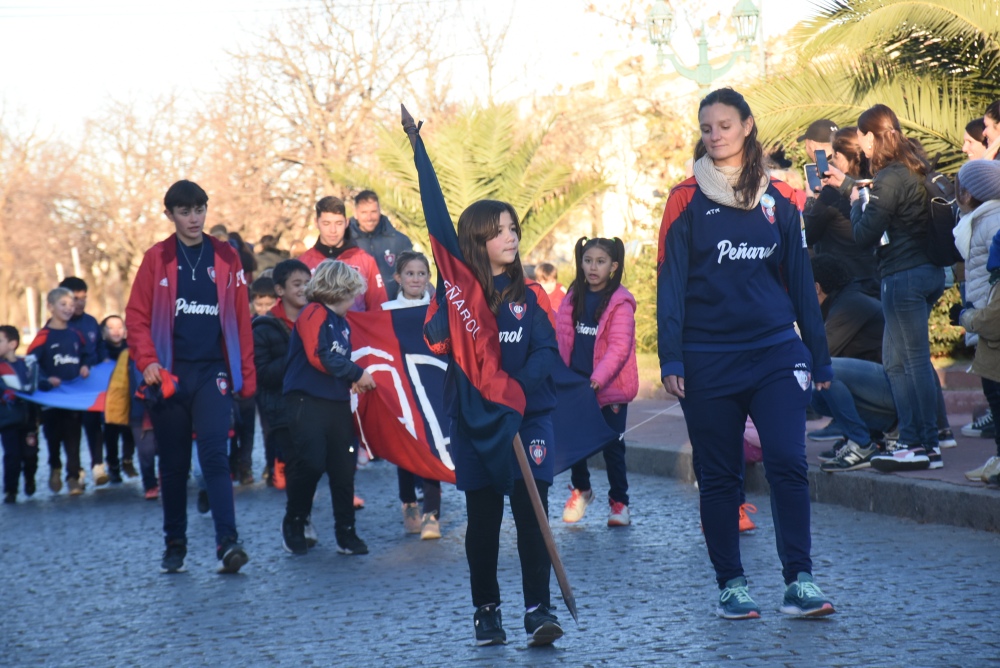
[966, 117, 988, 147]
[394, 250, 430, 276]
[831, 126, 871, 178]
[857, 104, 927, 176]
[457, 200, 525, 315]
[695, 88, 768, 208]
[986, 101, 1000, 124]
[569, 236, 625, 324]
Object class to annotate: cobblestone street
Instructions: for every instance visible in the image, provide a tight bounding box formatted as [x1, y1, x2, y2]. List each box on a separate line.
[3, 452, 997, 667]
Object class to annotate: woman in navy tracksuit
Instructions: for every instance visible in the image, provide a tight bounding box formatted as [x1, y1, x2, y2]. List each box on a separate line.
[657, 88, 835, 619]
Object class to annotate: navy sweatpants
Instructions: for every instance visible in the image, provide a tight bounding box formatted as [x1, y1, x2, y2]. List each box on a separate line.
[148, 360, 237, 547]
[680, 338, 814, 588]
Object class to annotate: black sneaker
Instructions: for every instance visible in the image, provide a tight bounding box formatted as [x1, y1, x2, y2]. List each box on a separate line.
[282, 515, 308, 555]
[238, 469, 254, 486]
[23, 476, 35, 497]
[336, 527, 369, 555]
[817, 438, 848, 462]
[217, 537, 249, 574]
[524, 604, 563, 647]
[197, 489, 211, 515]
[108, 467, 123, 484]
[121, 459, 138, 478]
[473, 604, 507, 646]
[160, 540, 187, 574]
[3, 492, 15, 504]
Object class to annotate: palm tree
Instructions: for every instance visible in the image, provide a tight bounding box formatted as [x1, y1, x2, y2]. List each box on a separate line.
[332, 104, 606, 256]
[747, 0, 1000, 173]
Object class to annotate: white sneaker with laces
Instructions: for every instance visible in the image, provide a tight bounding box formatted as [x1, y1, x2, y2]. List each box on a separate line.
[92, 463, 109, 486]
[402, 502, 421, 534]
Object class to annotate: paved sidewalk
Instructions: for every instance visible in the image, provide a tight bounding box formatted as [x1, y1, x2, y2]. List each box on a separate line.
[618, 399, 1000, 533]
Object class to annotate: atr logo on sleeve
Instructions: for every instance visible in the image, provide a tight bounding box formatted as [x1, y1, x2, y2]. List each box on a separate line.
[528, 438, 547, 465]
[175, 299, 220, 317]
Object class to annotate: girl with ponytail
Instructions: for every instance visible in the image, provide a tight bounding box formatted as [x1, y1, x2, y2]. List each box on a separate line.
[555, 237, 639, 527]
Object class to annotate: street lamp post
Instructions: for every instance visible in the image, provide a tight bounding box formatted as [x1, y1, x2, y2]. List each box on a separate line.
[646, 0, 761, 94]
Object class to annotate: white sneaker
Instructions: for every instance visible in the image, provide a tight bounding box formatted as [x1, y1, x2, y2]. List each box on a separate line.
[961, 410, 994, 437]
[356, 446, 371, 469]
[402, 502, 421, 534]
[608, 500, 631, 527]
[967, 455, 1000, 482]
[92, 463, 109, 486]
[420, 513, 441, 540]
[561, 487, 594, 523]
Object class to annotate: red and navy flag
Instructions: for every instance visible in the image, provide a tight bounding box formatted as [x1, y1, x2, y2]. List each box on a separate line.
[407, 120, 526, 492]
[16, 360, 115, 412]
[348, 306, 456, 484]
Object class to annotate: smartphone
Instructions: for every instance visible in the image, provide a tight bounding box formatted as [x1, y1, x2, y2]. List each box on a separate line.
[804, 164, 821, 193]
[815, 149, 830, 180]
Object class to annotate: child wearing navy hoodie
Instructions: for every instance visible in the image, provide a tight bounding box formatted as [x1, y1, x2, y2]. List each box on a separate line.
[281, 259, 375, 556]
[0, 325, 38, 503]
[28, 288, 92, 496]
[424, 200, 563, 648]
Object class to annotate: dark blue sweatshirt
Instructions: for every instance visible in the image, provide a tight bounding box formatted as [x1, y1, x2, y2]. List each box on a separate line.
[68, 312, 107, 363]
[173, 238, 223, 362]
[283, 302, 364, 401]
[27, 326, 90, 390]
[656, 177, 832, 382]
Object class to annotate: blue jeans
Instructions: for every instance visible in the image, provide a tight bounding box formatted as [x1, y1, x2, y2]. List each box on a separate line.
[881, 264, 945, 447]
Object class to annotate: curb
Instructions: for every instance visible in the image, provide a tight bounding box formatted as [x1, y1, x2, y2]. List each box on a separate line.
[590, 442, 1000, 534]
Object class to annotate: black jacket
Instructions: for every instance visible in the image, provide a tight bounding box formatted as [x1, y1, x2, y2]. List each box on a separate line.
[349, 215, 413, 300]
[820, 283, 884, 363]
[851, 161, 933, 277]
[805, 186, 880, 296]
[252, 313, 293, 430]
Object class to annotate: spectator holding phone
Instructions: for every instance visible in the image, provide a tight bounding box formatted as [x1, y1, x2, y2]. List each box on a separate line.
[805, 127, 878, 297]
[798, 119, 839, 194]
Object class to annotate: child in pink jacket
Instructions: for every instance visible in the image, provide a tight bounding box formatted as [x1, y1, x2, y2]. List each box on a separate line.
[555, 237, 638, 526]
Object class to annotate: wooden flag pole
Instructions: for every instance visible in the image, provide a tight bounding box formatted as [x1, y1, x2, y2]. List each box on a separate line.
[512, 434, 579, 623]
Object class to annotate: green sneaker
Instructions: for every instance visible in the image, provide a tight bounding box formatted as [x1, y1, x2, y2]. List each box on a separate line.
[779, 573, 836, 617]
[716, 576, 761, 619]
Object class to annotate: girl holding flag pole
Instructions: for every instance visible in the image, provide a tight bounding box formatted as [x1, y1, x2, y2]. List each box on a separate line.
[404, 108, 565, 647]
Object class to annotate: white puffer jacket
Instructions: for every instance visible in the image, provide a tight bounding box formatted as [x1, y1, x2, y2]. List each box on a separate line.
[955, 200, 1000, 346]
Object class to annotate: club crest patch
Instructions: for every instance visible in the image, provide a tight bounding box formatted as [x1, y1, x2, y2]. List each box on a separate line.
[793, 363, 811, 391]
[509, 303, 526, 320]
[529, 439, 547, 465]
[760, 193, 776, 224]
[610, 404, 621, 414]
[216, 373, 229, 396]
[384, 249, 395, 267]
[207, 267, 216, 283]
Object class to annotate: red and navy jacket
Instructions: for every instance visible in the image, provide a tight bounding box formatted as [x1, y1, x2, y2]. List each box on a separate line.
[298, 243, 388, 312]
[656, 177, 832, 382]
[0, 356, 31, 397]
[27, 326, 90, 390]
[283, 302, 365, 402]
[125, 233, 256, 397]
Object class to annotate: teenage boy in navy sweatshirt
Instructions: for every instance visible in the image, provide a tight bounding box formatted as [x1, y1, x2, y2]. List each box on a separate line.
[126, 179, 256, 575]
[28, 287, 92, 495]
[60, 276, 109, 487]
